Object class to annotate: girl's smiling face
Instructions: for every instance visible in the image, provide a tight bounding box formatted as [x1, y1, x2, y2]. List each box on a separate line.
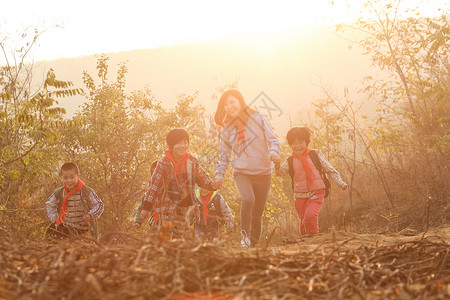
[224, 95, 242, 118]
[290, 139, 308, 156]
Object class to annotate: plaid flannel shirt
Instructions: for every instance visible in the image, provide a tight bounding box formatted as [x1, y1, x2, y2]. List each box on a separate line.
[143, 154, 215, 216]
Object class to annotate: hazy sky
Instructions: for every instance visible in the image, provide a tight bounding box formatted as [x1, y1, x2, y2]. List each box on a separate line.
[1, 0, 446, 61]
[2, 0, 447, 61]
[0, 0, 410, 60]
[1, 0, 447, 129]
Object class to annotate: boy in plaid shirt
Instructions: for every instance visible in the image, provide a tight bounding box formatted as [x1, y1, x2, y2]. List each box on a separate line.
[140, 128, 216, 238]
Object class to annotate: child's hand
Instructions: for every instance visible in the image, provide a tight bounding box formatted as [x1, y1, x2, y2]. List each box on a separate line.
[270, 153, 281, 164]
[83, 214, 92, 225]
[342, 183, 348, 191]
[140, 209, 150, 220]
[213, 178, 223, 189]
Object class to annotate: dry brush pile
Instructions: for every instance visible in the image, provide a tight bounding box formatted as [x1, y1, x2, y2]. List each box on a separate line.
[0, 231, 448, 300]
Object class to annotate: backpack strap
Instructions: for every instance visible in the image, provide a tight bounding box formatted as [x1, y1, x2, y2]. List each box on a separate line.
[186, 158, 196, 205]
[308, 150, 331, 197]
[54, 186, 64, 210]
[185, 158, 200, 226]
[308, 150, 322, 173]
[80, 185, 92, 212]
[287, 156, 294, 189]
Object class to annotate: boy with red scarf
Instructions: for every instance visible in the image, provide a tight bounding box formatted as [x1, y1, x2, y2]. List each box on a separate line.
[46, 162, 104, 238]
[275, 127, 347, 236]
[194, 187, 234, 240]
[140, 128, 216, 238]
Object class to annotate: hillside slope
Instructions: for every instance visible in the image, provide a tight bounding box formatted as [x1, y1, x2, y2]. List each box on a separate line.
[35, 26, 375, 135]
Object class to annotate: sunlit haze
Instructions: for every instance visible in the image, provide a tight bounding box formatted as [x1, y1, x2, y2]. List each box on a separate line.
[1, 0, 447, 133]
[1, 1, 447, 61]
[3, 0, 445, 61]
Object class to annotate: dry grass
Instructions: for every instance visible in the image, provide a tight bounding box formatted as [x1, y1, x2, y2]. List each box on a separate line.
[0, 228, 448, 300]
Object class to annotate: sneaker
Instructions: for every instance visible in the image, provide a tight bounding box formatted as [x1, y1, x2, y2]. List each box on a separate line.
[240, 230, 251, 248]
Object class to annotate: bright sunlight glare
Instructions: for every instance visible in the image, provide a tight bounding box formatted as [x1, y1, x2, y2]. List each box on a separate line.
[0, 0, 447, 61]
[1, 0, 359, 60]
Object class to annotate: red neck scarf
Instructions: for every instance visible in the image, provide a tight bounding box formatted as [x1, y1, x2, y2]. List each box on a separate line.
[201, 191, 214, 225]
[233, 121, 248, 156]
[165, 150, 190, 178]
[57, 179, 85, 226]
[292, 148, 313, 189]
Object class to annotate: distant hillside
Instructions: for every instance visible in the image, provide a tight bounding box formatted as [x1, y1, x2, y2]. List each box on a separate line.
[36, 25, 374, 135]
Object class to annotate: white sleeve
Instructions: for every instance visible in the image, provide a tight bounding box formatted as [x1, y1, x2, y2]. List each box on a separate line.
[215, 128, 232, 179]
[45, 193, 59, 223]
[317, 150, 347, 188]
[87, 190, 104, 219]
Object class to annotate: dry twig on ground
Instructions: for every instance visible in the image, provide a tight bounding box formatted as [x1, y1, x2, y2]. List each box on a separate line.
[0, 231, 448, 299]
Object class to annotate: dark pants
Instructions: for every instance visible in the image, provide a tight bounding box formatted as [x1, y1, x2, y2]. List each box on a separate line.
[234, 173, 271, 246]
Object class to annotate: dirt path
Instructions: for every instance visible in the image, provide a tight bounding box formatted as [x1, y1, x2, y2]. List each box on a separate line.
[271, 227, 450, 255]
